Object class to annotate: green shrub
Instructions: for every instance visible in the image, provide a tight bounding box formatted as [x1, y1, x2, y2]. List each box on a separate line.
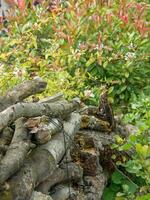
[107, 94, 150, 200]
[0, 0, 149, 104]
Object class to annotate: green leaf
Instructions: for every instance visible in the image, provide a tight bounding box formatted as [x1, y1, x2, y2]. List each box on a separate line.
[103, 61, 108, 68]
[129, 135, 137, 143]
[125, 160, 142, 173]
[111, 171, 124, 184]
[108, 86, 114, 94]
[136, 193, 150, 200]
[123, 180, 138, 194]
[120, 143, 132, 151]
[125, 72, 129, 78]
[120, 85, 127, 93]
[102, 188, 116, 200]
[86, 57, 95, 67]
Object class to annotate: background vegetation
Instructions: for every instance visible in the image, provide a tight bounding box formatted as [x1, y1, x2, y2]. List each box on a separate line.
[0, 0, 150, 199]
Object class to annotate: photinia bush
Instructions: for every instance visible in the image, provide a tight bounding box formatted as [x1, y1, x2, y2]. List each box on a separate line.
[0, 0, 149, 103]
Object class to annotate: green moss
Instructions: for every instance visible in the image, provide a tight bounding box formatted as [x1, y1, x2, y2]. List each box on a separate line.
[1, 190, 13, 200]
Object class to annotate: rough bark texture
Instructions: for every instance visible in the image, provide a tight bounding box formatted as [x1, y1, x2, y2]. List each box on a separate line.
[0, 99, 80, 131]
[0, 127, 14, 159]
[0, 113, 81, 200]
[39, 92, 64, 103]
[50, 184, 76, 200]
[0, 148, 55, 200]
[36, 162, 83, 194]
[81, 114, 111, 132]
[0, 79, 131, 200]
[0, 117, 31, 184]
[31, 191, 53, 200]
[71, 130, 108, 200]
[0, 126, 14, 145]
[26, 117, 63, 144]
[0, 79, 47, 112]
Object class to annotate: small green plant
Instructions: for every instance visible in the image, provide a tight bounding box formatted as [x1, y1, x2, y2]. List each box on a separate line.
[105, 94, 150, 200]
[122, 95, 150, 184]
[103, 170, 138, 200]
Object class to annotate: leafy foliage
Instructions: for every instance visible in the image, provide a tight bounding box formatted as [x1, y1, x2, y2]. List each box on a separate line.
[109, 95, 150, 199]
[103, 170, 138, 200]
[0, 0, 150, 104]
[122, 95, 150, 183]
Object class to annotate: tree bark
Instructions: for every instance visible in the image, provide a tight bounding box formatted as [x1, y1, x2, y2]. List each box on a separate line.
[81, 114, 111, 132]
[50, 184, 76, 200]
[0, 113, 81, 200]
[36, 162, 83, 194]
[26, 117, 63, 144]
[31, 191, 53, 200]
[0, 127, 14, 159]
[39, 92, 64, 104]
[0, 117, 32, 184]
[0, 79, 47, 112]
[0, 99, 80, 131]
